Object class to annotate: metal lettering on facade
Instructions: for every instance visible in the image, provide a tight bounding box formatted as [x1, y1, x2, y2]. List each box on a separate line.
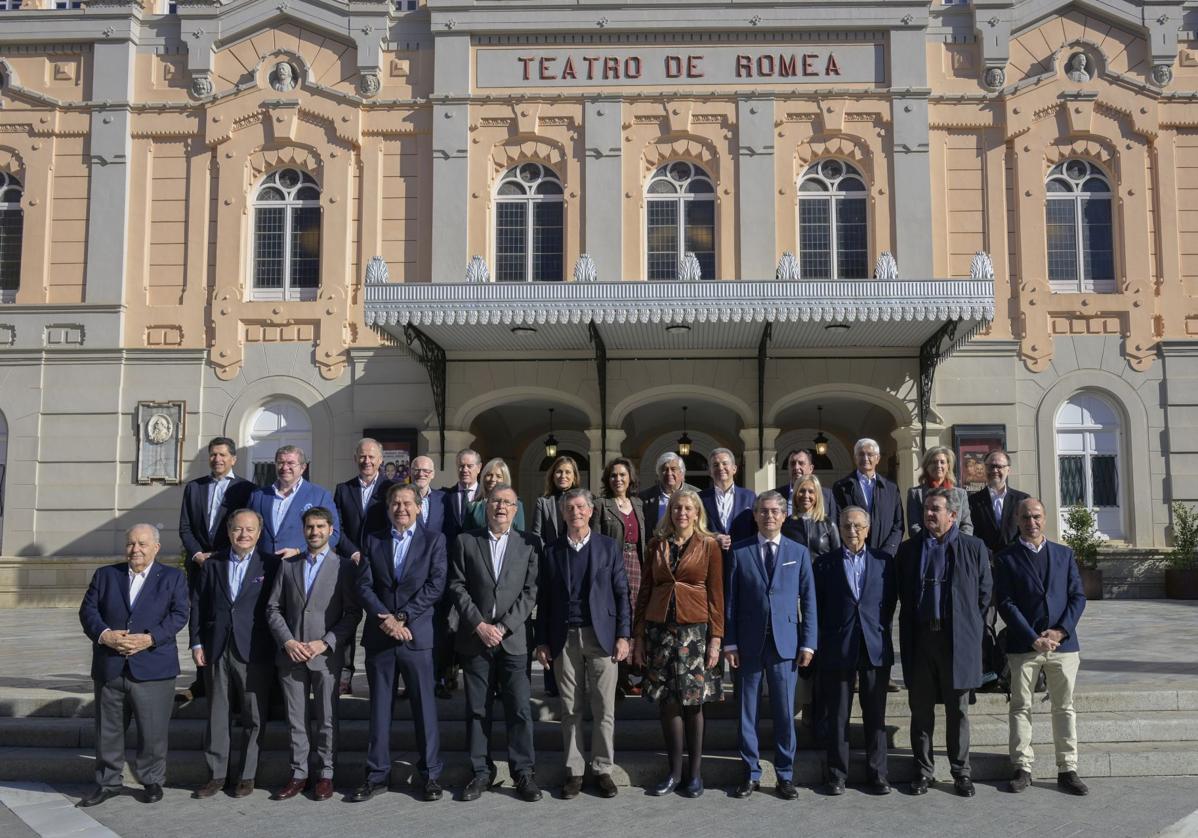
[475, 44, 884, 88]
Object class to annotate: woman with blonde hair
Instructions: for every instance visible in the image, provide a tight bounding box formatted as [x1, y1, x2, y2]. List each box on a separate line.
[782, 474, 840, 556]
[532, 455, 580, 548]
[633, 487, 724, 798]
[906, 445, 973, 538]
[464, 458, 526, 531]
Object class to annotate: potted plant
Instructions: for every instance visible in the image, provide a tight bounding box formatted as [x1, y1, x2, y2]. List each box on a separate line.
[1061, 505, 1105, 600]
[1165, 502, 1198, 600]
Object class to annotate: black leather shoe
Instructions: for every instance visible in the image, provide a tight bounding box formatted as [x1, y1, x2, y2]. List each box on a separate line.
[680, 777, 703, 798]
[460, 776, 487, 802]
[1057, 771, 1089, 796]
[349, 781, 387, 802]
[596, 774, 618, 798]
[822, 778, 846, 796]
[1008, 769, 1032, 793]
[422, 779, 443, 801]
[143, 784, 163, 804]
[562, 774, 583, 799]
[515, 774, 543, 802]
[776, 779, 799, 800]
[733, 778, 758, 799]
[77, 786, 121, 808]
[954, 776, 975, 798]
[909, 776, 930, 795]
[434, 681, 453, 700]
[650, 775, 679, 796]
[867, 778, 892, 796]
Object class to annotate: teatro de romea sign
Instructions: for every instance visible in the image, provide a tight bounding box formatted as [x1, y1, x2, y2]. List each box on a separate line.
[475, 43, 884, 88]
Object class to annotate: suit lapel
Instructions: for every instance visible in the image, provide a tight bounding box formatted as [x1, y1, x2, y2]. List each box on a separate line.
[233, 553, 262, 602]
[478, 533, 499, 583]
[194, 478, 211, 537]
[497, 534, 527, 588]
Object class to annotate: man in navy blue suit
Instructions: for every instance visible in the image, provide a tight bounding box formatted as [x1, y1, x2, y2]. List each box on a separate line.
[534, 487, 630, 799]
[250, 445, 340, 558]
[411, 455, 446, 534]
[994, 498, 1088, 796]
[774, 449, 837, 524]
[813, 505, 897, 796]
[832, 438, 904, 558]
[724, 491, 817, 801]
[333, 438, 393, 695]
[350, 484, 448, 803]
[699, 448, 756, 551]
[77, 524, 189, 808]
[188, 509, 279, 799]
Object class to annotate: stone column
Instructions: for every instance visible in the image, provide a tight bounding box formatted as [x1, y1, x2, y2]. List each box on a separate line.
[739, 427, 781, 494]
[583, 99, 622, 279]
[430, 35, 470, 282]
[888, 28, 933, 278]
[421, 428, 477, 473]
[736, 97, 776, 280]
[584, 427, 627, 494]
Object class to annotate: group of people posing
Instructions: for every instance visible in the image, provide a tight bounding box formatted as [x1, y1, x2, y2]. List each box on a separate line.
[75, 435, 1088, 809]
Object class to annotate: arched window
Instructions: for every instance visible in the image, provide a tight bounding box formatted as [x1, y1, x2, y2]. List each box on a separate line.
[645, 161, 715, 280]
[244, 400, 313, 486]
[252, 168, 321, 300]
[798, 159, 868, 279]
[0, 171, 22, 302]
[1055, 392, 1122, 538]
[493, 163, 563, 282]
[1046, 159, 1114, 293]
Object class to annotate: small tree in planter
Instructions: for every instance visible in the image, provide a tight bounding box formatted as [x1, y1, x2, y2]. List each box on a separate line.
[1061, 505, 1106, 599]
[1165, 502, 1198, 600]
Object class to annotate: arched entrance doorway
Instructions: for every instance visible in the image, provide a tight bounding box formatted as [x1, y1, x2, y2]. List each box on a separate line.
[618, 397, 746, 493]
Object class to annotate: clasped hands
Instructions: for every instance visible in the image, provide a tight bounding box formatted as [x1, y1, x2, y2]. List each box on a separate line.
[284, 638, 329, 663]
[101, 630, 153, 657]
[1032, 628, 1066, 654]
[535, 638, 630, 669]
[474, 621, 506, 648]
[378, 613, 412, 642]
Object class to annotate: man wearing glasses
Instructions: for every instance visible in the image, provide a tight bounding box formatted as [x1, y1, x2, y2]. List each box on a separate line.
[968, 450, 1030, 554]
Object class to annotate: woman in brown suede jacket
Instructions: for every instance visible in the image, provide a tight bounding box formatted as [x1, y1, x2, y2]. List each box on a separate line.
[632, 487, 724, 798]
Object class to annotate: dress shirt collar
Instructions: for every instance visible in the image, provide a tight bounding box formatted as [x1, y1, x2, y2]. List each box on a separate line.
[989, 485, 1009, 500]
[757, 533, 782, 550]
[211, 472, 235, 482]
[359, 474, 380, 489]
[713, 483, 736, 498]
[855, 470, 876, 485]
[306, 547, 329, 564]
[459, 482, 478, 495]
[1019, 537, 1046, 554]
[391, 523, 418, 541]
[274, 477, 303, 497]
[128, 561, 154, 580]
[488, 527, 511, 543]
[567, 531, 591, 552]
[843, 544, 868, 562]
[230, 550, 253, 563]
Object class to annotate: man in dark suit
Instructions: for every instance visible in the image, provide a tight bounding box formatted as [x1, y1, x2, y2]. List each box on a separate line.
[434, 448, 483, 698]
[724, 491, 817, 801]
[638, 451, 698, 535]
[250, 445, 340, 558]
[994, 498, 1088, 796]
[77, 524, 189, 808]
[411, 455, 446, 534]
[534, 488, 630, 799]
[699, 448, 757, 551]
[350, 484, 448, 803]
[333, 437, 393, 695]
[897, 488, 992, 797]
[188, 509, 279, 799]
[178, 437, 254, 699]
[774, 449, 837, 523]
[447, 482, 542, 803]
[968, 449, 1030, 553]
[266, 507, 360, 802]
[832, 438, 903, 558]
[813, 505, 897, 796]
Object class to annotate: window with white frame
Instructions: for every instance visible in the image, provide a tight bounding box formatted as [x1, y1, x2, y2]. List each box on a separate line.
[797, 159, 868, 279]
[161, 0, 178, 12]
[1046, 158, 1115, 293]
[0, 172, 22, 302]
[645, 161, 715, 280]
[1055, 391, 1123, 538]
[493, 163, 564, 282]
[0, 2, 24, 11]
[244, 400, 313, 487]
[252, 168, 321, 300]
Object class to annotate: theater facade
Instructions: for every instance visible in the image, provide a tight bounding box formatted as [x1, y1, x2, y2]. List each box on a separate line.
[0, 0, 1196, 599]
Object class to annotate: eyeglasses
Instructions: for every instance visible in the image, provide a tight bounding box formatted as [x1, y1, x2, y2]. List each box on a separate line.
[489, 499, 517, 508]
[411, 468, 434, 475]
[842, 523, 869, 531]
[987, 463, 1010, 470]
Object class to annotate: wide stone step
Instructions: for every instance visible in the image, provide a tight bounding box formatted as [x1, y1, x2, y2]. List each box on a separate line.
[3, 740, 1196, 788]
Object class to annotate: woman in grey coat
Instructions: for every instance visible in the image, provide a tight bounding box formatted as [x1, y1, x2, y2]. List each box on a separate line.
[906, 445, 973, 538]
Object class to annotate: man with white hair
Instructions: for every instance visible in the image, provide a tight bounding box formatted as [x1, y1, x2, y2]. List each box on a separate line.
[832, 438, 904, 558]
[78, 524, 189, 807]
[638, 451, 699, 534]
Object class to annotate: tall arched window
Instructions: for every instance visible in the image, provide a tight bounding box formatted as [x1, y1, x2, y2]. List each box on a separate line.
[252, 168, 321, 301]
[0, 171, 22, 302]
[1056, 392, 1122, 538]
[1046, 159, 1114, 293]
[494, 163, 563, 282]
[645, 161, 715, 280]
[244, 399, 313, 487]
[798, 159, 868, 279]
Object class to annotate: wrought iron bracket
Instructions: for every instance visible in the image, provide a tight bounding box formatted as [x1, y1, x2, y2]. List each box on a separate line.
[918, 320, 960, 454]
[588, 321, 608, 460]
[404, 324, 448, 469]
[757, 323, 773, 470]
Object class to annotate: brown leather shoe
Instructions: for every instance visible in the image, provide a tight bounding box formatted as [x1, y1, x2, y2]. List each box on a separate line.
[233, 780, 254, 798]
[271, 777, 306, 801]
[192, 778, 224, 799]
[312, 778, 334, 801]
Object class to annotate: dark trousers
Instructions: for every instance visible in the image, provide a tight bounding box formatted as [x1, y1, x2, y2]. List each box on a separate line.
[461, 647, 535, 779]
[365, 645, 442, 784]
[433, 600, 456, 683]
[907, 624, 971, 779]
[202, 653, 271, 781]
[93, 675, 175, 789]
[819, 646, 890, 783]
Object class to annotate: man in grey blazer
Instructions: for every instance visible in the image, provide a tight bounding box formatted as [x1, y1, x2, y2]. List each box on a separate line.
[266, 506, 360, 802]
[447, 483, 543, 803]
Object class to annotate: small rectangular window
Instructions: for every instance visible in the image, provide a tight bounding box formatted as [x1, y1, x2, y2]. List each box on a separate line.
[799, 200, 832, 279]
[494, 202, 528, 282]
[0, 1, 24, 11]
[253, 207, 286, 290]
[55, 1, 83, 9]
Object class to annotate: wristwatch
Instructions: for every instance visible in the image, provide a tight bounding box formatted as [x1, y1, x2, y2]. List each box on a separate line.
[395, 612, 408, 624]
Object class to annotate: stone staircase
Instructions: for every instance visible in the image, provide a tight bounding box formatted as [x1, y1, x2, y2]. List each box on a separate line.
[2, 681, 1196, 790]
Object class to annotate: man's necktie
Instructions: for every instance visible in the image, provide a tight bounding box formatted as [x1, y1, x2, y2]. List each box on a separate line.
[764, 542, 777, 581]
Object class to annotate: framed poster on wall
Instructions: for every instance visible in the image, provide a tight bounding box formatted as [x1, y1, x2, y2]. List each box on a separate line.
[952, 424, 1007, 492]
[364, 427, 419, 484]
